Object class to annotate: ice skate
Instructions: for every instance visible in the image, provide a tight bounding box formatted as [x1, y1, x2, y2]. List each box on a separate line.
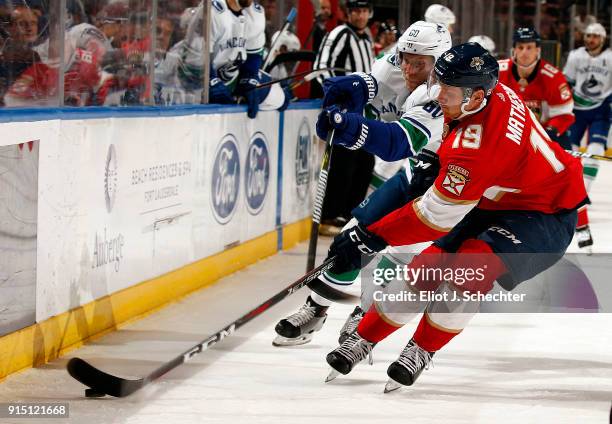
[325, 332, 375, 382]
[384, 339, 434, 393]
[576, 225, 594, 255]
[338, 305, 365, 344]
[273, 296, 328, 347]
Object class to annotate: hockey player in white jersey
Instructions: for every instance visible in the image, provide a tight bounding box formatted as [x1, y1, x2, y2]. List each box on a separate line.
[273, 21, 452, 347]
[563, 22, 612, 250]
[155, 0, 287, 116]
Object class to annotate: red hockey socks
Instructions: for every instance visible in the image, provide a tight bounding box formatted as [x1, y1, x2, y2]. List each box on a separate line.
[357, 305, 401, 343]
[413, 314, 462, 352]
[577, 205, 589, 229]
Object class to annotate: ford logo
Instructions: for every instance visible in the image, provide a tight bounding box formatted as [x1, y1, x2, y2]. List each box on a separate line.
[245, 132, 270, 215]
[211, 134, 240, 224]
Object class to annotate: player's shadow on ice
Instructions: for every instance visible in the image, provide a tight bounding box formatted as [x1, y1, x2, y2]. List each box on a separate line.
[439, 352, 612, 375]
[397, 384, 612, 405]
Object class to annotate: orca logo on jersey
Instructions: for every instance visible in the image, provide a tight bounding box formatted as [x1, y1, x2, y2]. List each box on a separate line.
[296, 119, 312, 201]
[245, 132, 270, 215]
[212, 134, 241, 224]
[442, 164, 470, 196]
[581, 74, 602, 97]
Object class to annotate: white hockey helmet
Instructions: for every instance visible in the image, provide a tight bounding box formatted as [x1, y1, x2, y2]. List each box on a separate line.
[468, 35, 496, 54]
[271, 30, 301, 52]
[424, 4, 456, 27]
[584, 22, 607, 38]
[396, 21, 452, 64]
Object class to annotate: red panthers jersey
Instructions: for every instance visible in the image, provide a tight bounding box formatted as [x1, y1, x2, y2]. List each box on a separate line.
[498, 58, 574, 135]
[368, 83, 587, 247]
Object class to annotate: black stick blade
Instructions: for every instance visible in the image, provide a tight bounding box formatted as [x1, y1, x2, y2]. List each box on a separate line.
[67, 357, 144, 398]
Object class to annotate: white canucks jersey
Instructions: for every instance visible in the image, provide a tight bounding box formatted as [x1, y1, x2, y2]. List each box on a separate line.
[154, 0, 265, 104]
[367, 53, 443, 183]
[210, 0, 265, 84]
[563, 47, 612, 110]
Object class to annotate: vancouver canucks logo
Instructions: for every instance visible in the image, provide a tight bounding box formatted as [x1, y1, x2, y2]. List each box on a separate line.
[581, 74, 602, 97]
[211, 134, 240, 224]
[245, 133, 270, 215]
[470, 57, 484, 71]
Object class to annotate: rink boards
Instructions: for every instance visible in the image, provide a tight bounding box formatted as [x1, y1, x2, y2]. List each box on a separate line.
[0, 102, 321, 379]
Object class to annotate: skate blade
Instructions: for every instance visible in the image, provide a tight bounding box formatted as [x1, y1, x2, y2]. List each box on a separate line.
[272, 333, 313, 347]
[325, 369, 340, 383]
[383, 378, 402, 393]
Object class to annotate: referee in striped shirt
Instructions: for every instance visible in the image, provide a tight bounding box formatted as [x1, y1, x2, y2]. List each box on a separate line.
[313, 0, 376, 236]
[312, 0, 374, 96]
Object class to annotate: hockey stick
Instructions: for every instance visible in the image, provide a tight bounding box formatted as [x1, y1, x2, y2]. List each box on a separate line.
[566, 150, 612, 162]
[262, 7, 298, 71]
[306, 129, 335, 271]
[254, 67, 349, 90]
[67, 256, 338, 398]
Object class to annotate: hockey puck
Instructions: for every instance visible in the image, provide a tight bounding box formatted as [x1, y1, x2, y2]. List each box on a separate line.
[84, 388, 105, 398]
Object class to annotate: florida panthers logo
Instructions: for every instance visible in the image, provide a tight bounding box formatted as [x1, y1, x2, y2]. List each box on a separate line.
[470, 57, 484, 71]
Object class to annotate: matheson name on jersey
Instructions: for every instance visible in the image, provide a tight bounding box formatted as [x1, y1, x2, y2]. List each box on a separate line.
[502, 84, 527, 145]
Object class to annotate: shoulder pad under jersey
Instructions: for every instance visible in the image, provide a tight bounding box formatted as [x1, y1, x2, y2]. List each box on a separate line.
[403, 83, 432, 109]
[371, 53, 400, 83]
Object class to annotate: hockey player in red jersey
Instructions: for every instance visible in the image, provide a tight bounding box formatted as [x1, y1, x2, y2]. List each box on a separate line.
[321, 42, 588, 390]
[498, 28, 574, 149]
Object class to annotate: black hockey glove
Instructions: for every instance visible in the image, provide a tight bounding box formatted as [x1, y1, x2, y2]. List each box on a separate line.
[406, 148, 441, 200]
[328, 224, 388, 274]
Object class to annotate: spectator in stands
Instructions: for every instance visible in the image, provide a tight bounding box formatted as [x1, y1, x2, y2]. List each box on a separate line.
[157, 16, 176, 57]
[3, 20, 109, 107]
[95, 2, 128, 48]
[8, 4, 38, 44]
[312, 0, 332, 53]
[260, 0, 277, 46]
[0, 4, 44, 106]
[0, 40, 40, 106]
[373, 21, 397, 57]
